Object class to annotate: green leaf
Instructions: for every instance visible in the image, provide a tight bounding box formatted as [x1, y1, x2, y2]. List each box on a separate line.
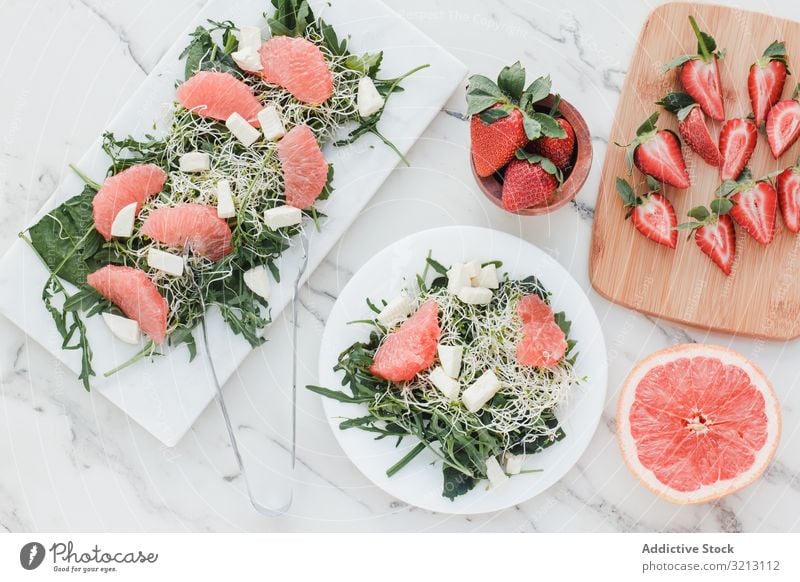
[636, 112, 659, 137]
[306, 384, 366, 403]
[522, 114, 542, 140]
[465, 74, 507, 115]
[656, 91, 695, 114]
[645, 176, 662, 192]
[442, 465, 477, 501]
[616, 177, 636, 206]
[478, 107, 510, 124]
[268, 0, 313, 38]
[344, 51, 383, 77]
[496, 61, 526, 102]
[762, 40, 786, 60]
[661, 54, 694, 72]
[687, 205, 710, 221]
[531, 112, 567, 138]
[710, 197, 733, 216]
[425, 257, 448, 276]
[522, 75, 552, 107]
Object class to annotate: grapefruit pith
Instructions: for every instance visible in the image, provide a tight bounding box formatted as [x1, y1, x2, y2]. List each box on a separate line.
[87, 265, 168, 343]
[617, 344, 780, 504]
[140, 203, 233, 261]
[92, 164, 166, 241]
[176, 71, 263, 127]
[259, 36, 334, 105]
[370, 300, 441, 382]
[278, 124, 328, 209]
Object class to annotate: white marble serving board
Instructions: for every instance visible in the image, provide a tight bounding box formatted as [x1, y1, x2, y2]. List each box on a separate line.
[0, 0, 467, 446]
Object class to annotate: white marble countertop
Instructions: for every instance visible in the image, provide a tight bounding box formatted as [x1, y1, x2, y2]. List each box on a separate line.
[1, 0, 799, 532]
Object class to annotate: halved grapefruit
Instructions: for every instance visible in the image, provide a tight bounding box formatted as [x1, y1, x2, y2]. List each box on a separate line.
[92, 164, 166, 241]
[277, 124, 328, 209]
[617, 344, 780, 504]
[259, 36, 333, 105]
[176, 71, 263, 126]
[140, 203, 233, 261]
[370, 299, 441, 382]
[515, 295, 567, 368]
[87, 265, 168, 343]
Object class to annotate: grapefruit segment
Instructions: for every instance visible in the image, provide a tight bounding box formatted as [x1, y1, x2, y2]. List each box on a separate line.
[370, 300, 441, 382]
[176, 71, 263, 127]
[259, 36, 334, 105]
[515, 295, 567, 368]
[92, 164, 166, 241]
[87, 265, 168, 343]
[140, 203, 233, 261]
[277, 125, 328, 209]
[617, 344, 780, 504]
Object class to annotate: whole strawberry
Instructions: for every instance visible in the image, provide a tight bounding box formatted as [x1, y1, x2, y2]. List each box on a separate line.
[502, 151, 562, 211]
[531, 117, 576, 170]
[466, 62, 567, 177]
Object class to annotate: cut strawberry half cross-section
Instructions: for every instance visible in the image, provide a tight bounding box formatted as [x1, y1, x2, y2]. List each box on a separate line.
[717, 169, 777, 245]
[749, 41, 790, 128]
[617, 112, 690, 189]
[766, 84, 800, 159]
[657, 91, 720, 167]
[777, 159, 800, 233]
[616, 177, 677, 249]
[719, 118, 757, 181]
[680, 199, 737, 275]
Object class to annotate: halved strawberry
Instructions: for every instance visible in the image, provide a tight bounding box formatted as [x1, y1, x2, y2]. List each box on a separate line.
[618, 113, 690, 189]
[749, 41, 789, 128]
[664, 16, 725, 121]
[466, 63, 567, 177]
[616, 177, 677, 248]
[777, 160, 800, 233]
[657, 92, 719, 166]
[501, 151, 562, 212]
[766, 84, 800, 158]
[718, 170, 777, 245]
[719, 118, 757, 181]
[681, 200, 736, 275]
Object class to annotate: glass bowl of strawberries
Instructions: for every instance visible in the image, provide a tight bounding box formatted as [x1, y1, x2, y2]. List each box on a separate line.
[467, 63, 592, 216]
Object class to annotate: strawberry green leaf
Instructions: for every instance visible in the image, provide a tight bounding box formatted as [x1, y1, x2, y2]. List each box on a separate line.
[656, 91, 696, 116]
[465, 74, 507, 115]
[710, 197, 733, 216]
[646, 176, 662, 191]
[497, 61, 526, 102]
[762, 40, 787, 60]
[522, 75, 552, 107]
[522, 114, 542, 140]
[549, 94, 562, 117]
[635, 112, 659, 137]
[687, 206, 710, 222]
[662, 54, 694, 72]
[715, 179, 739, 198]
[625, 147, 634, 175]
[478, 107, 510, 124]
[539, 157, 563, 182]
[616, 177, 636, 206]
[531, 112, 567, 138]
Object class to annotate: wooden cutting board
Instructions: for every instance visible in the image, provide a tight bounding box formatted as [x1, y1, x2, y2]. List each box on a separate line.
[590, 2, 800, 340]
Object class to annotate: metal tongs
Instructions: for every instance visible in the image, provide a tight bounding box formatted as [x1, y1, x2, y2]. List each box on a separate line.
[191, 231, 309, 516]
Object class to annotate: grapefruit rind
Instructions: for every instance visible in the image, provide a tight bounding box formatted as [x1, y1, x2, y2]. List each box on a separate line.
[617, 343, 780, 504]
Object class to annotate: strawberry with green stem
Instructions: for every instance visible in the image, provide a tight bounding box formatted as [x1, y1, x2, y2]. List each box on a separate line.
[749, 41, 790, 128]
[657, 91, 720, 167]
[617, 112, 690, 189]
[529, 95, 576, 170]
[663, 16, 726, 121]
[777, 158, 800, 233]
[717, 169, 778, 245]
[466, 62, 567, 177]
[502, 150, 563, 211]
[616, 177, 677, 249]
[766, 83, 800, 158]
[679, 198, 736, 275]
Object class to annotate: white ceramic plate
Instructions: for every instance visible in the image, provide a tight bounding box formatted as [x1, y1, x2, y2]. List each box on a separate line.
[318, 226, 608, 514]
[0, 0, 467, 446]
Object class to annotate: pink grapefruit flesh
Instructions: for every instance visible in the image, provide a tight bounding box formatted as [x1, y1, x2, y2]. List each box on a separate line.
[259, 36, 334, 105]
[617, 344, 780, 504]
[87, 265, 168, 343]
[140, 203, 233, 261]
[277, 124, 328, 209]
[370, 300, 441, 382]
[515, 295, 567, 368]
[92, 164, 166, 241]
[176, 71, 263, 127]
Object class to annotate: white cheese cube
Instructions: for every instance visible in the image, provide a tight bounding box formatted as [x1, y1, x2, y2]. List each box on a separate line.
[243, 265, 271, 300]
[226, 112, 260, 147]
[463, 259, 481, 278]
[457, 286, 493, 305]
[472, 264, 499, 289]
[428, 367, 460, 400]
[357, 76, 384, 118]
[446, 263, 470, 295]
[462, 370, 501, 413]
[110, 201, 137, 238]
[257, 105, 286, 141]
[485, 456, 509, 489]
[238, 25, 262, 53]
[437, 345, 463, 379]
[504, 453, 524, 475]
[101, 312, 140, 345]
[377, 294, 412, 326]
[264, 205, 302, 230]
[215, 179, 236, 219]
[179, 151, 210, 173]
[147, 247, 184, 277]
[232, 50, 262, 73]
